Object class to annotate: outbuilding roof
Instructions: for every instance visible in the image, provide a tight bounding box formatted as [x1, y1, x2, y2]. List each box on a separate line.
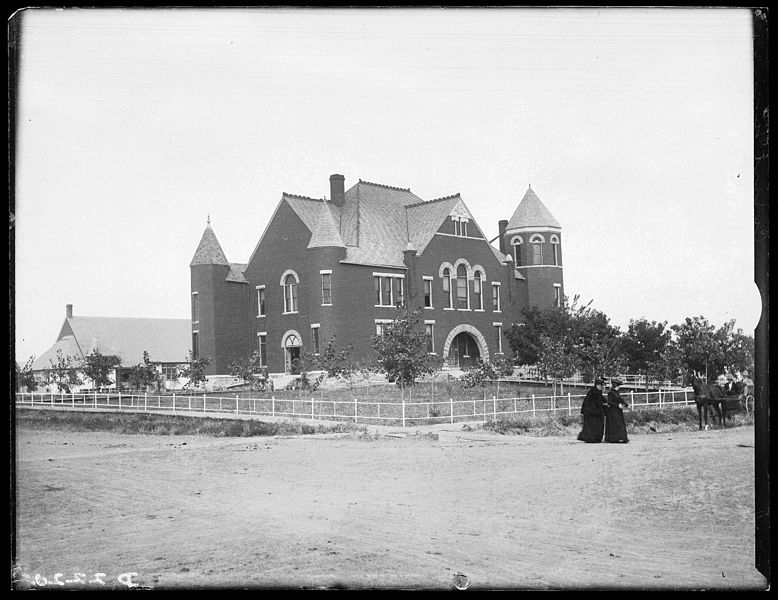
[32, 315, 192, 370]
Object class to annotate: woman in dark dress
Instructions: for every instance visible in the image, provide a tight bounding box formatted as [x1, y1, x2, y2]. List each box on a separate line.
[604, 379, 629, 443]
[577, 378, 606, 443]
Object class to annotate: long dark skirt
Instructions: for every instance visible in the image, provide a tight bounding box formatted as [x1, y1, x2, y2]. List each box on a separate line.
[604, 406, 629, 443]
[577, 413, 604, 443]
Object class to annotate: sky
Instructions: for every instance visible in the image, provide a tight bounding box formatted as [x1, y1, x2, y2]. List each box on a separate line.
[12, 7, 761, 365]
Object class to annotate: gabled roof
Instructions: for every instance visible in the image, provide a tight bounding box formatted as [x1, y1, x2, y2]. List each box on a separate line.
[277, 178, 507, 269]
[190, 224, 230, 266]
[32, 316, 192, 370]
[507, 186, 561, 230]
[307, 199, 346, 249]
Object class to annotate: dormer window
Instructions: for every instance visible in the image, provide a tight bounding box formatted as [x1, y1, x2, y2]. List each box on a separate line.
[451, 216, 469, 237]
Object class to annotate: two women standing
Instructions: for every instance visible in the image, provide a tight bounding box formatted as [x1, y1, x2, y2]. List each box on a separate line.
[577, 378, 629, 443]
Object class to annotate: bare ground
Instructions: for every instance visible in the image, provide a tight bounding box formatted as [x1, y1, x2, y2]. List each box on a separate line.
[12, 421, 767, 590]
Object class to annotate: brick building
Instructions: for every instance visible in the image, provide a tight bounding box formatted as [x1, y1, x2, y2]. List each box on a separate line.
[190, 175, 564, 376]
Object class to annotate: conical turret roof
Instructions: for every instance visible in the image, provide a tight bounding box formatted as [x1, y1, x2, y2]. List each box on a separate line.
[190, 222, 230, 266]
[307, 199, 346, 249]
[506, 186, 561, 230]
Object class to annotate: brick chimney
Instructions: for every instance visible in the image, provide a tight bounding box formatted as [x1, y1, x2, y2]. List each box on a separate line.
[330, 174, 345, 208]
[66, 304, 73, 318]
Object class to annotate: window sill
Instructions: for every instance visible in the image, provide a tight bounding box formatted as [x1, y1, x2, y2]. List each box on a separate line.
[257, 315, 266, 318]
[282, 311, 299, 316]
[321, 303, 332, 307]
[474, 309, 485, 312]
[457, 308, 472, 311]
[493, 310, 502, 313]
[424, 306, 434, 310]
[443, 307, 455, 311]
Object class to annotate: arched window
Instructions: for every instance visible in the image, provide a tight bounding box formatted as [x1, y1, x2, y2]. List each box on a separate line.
[456, 264, 469, 309]
[283, 273, 298, 313]
[530, 234, 544, 265]
[510, 236, 523, 266]
[473, 271, 483, 310]
[550, 235, 560, 266]
[442, 268, 452, 308]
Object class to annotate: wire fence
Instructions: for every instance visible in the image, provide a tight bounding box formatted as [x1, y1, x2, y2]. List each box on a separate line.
[15, 388, 699, 428]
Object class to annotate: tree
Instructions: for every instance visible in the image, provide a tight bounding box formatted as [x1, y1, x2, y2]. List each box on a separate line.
[536, 334, 579, 396]
[128, 351, 161, 392]
[179, 351, 211, 390]
[49, 349, 83, 393]
[567, 298, 625, 379]
[371, 305, 439, 394]
[670, 316, 719, 381]
[715, 319, 755, 377]
[228, 351, 268, 391]
[17, 356, 38, 392]
[82, 348, 121, 390]
[505, 302, 570, 366]
[622, 319, 672, 390]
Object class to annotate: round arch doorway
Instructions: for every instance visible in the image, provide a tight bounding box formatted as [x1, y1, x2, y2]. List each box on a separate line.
[448, 331, 481, 369]
[282, 331, 303, 374]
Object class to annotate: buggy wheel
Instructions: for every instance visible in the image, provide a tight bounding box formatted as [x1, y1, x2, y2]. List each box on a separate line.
[745, 394, 755, 415]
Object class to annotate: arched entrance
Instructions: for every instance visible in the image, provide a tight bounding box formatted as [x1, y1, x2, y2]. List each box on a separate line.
[449, 332, 480, 369]
[443, 325, 489, 369]
[282, 330, 303, 374]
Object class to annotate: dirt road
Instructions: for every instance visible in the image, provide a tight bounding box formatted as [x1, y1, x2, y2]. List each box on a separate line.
[13, 422, 767, 590]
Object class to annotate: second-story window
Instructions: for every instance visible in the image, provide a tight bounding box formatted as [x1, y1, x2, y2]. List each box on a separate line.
[191, 292, 199, 323]
[423, 277, 433, 308]
[283, 274, 298, 313]
[442, 268, 452, 308]
[473, 271, 483, 310]
[374, 274, 404, 307]
[530, 234, 544, 265]
[456, 264, 469, 309]
[257, 286, 266, 317]
[321, 272, 332, 305]
[492, 283, 501, 312]
[550, 235, 560, 266]
[511, 236, 523, 266]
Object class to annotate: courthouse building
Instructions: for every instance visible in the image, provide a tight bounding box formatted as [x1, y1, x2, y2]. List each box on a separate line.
[190, 174, 564, 376]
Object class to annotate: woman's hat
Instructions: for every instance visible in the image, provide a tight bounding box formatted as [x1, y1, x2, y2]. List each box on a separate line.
[611, 378, 623, 387]
[594, 378, 604, 385]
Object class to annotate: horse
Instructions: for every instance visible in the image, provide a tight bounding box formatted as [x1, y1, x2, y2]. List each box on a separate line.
[689, 372, 728, 430]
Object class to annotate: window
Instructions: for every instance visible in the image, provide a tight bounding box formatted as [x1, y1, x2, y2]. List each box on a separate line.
[375, 320, 393, 336]
[374, 274, 405, 307]
[425, 322, 435, 353]
[321, 272, 332, 305]
[494, 323, 503, 353]
[283, 274, 298, 313]
[256, 286, 266, 317]
[257, 333, 267, 367]
[452, 217, 469, 237]
[454, 219, 460, 236]
[442, 268, 452, 308]
[462, 221, 468, 237]
[554, 283, 562, 307]
[530, 234, 544, 265]
[191, 292, 199, 323]
[311, 325, 320, 354]
[456, 264, 469, 309]
[492, 283, 501, 312]
[162, 366, 178, 382]
[550, 235, 560, 266]
[510, 236, 523, 266]
[473, 271, 483, 310]
[192, 331, 199, 360]
[423, 277, 433, 308]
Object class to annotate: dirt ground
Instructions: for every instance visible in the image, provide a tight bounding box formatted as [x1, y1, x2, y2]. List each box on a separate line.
[12, 420, 767, 590]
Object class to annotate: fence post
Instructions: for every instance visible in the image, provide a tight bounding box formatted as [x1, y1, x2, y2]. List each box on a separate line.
[450, 397, 454, 424]
[311, 397, 314, 420]
[426, 402, 430, 419]
[403, 400, 407, 428]
[119, 392, 122, 412]
[493, 396, 496, 420]
[204, 395, 207, 416]
[236, 395, 239, 415]
[253, 398, 255, 414]
[354, 398, 358, 424]
[532, 394, 536, 418]
[272, 396, 275, 417]
[189, 396, 192, 411]
[94, 392, 97, 409]
[568, 392, 572, 416]
[71, 393, 74, 408]
[684, 389, 688, 405]
[171, 393, 174, 411]
[144, 393, 147, 412]
[631, 390, 634, 409]
[219, 397, 222, 412]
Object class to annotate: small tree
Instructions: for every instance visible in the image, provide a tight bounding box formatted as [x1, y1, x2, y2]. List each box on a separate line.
[371, 305, 439, 396]
[17, 356, 38, 392]
[179, 351, 211, 390]
[128, 351, 161, 392]
[228, 351, 268, 391]
[49, 349, 83, 393]
[536, 334, 579, 396]
[622, 319, 672, 391]
[82, 348, 121, 390]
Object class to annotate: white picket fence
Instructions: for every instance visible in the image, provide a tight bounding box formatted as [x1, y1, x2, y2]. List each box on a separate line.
[15, 388, 696, 428]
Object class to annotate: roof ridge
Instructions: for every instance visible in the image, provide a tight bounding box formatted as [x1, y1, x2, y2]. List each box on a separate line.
[358, 179, 411, 193]
[406, 193, 460, 208]
[283, 192, 327, 202]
